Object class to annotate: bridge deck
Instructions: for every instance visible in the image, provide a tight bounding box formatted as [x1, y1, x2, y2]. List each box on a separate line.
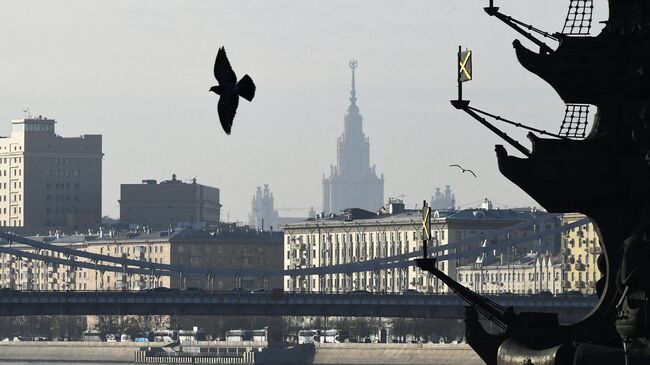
[0, 291, 597, 321]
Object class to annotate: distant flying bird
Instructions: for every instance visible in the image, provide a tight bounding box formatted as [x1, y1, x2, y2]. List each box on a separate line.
[449, 164, 477, 178]
[209, 47, 256, 135]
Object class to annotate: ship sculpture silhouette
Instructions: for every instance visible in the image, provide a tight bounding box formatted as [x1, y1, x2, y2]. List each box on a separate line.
[417, 1, 650, 364]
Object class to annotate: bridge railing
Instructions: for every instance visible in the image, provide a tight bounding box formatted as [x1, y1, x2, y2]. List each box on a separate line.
[0, 287, 597, 301]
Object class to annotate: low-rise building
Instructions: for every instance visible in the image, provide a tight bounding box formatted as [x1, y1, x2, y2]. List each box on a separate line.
[283, 199, 557, 294]
[0, 226, 282, 291]
[119, 175, 221, 229]
[560, 213, 602, 294]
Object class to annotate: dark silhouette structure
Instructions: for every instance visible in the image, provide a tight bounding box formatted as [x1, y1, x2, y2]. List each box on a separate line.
[210, 47, 256, 135]
[417, 1, 650, 364]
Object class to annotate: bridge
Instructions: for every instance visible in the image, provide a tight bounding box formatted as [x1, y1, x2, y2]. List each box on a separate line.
[0, 215, 594, 319]
[0, 290, 596, 323]
[0, 215, 588, 278]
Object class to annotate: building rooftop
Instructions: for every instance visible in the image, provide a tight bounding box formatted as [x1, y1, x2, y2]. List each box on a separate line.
[291, 206, 541, 228]
[10, 115, 56, 134]
[12, 115, 56, 124]
[133, 173, 198, 186]
[1, 226, 282, 247]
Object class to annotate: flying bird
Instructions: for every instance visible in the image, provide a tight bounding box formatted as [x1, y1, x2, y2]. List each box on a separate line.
[209, 47, 256, 135]
[449, 164, 477, 178]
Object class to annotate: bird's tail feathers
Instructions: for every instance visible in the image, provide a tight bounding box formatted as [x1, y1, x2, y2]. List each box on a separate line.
[237, 75, 256, 101]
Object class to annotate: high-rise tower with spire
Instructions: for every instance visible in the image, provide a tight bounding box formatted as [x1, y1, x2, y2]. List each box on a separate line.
[322, 61, 384, 214]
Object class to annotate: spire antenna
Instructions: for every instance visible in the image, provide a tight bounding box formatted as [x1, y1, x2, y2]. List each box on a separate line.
[349, 59, 358, 105]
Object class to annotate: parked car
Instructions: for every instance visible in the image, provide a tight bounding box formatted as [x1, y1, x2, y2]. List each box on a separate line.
[106, 334, 118, 342]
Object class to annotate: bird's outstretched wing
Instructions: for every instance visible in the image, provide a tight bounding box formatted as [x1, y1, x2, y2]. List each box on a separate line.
[449, 164, 477, 177]
[214, 47, 237, 85]
[218, 93, 239, 135]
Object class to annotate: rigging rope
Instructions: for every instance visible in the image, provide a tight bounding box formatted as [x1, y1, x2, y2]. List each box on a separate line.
[559, 104, 590, 138]
[467, 106, 567, 139]
[505, 15, 559, 41]
[562, 0, 594, 36]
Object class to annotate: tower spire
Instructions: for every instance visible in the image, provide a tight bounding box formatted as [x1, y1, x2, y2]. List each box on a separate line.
[322, 58, 383, 215]
[349, 59, 358, 105]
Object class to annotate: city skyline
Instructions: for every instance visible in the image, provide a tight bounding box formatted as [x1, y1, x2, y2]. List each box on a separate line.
[0, 1, 608, 223]
[0, 2, 630, 363]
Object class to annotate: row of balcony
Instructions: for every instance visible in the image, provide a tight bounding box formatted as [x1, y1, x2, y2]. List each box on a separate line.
[588, 246, 602, 254]
[560, 246, 602, 255]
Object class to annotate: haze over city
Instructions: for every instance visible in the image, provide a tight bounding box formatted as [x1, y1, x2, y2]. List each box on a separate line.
[3, 1, 642, 364]
[0, 0, 608, 222]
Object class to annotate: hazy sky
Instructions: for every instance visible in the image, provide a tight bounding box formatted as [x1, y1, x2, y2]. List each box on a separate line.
[0, 1, 608, 223]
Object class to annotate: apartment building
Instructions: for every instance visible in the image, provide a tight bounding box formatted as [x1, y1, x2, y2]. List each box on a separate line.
[561, 213, 602, 294]
[0, 115, 102, 229]
[283, 199, 556, 293]
[457, 252, 563, 295]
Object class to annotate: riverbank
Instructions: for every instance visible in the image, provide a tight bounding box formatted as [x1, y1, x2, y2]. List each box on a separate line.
[0, 341, 484, 365]
[0, 341, 155, 363]
[312, 343, 483, 365]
